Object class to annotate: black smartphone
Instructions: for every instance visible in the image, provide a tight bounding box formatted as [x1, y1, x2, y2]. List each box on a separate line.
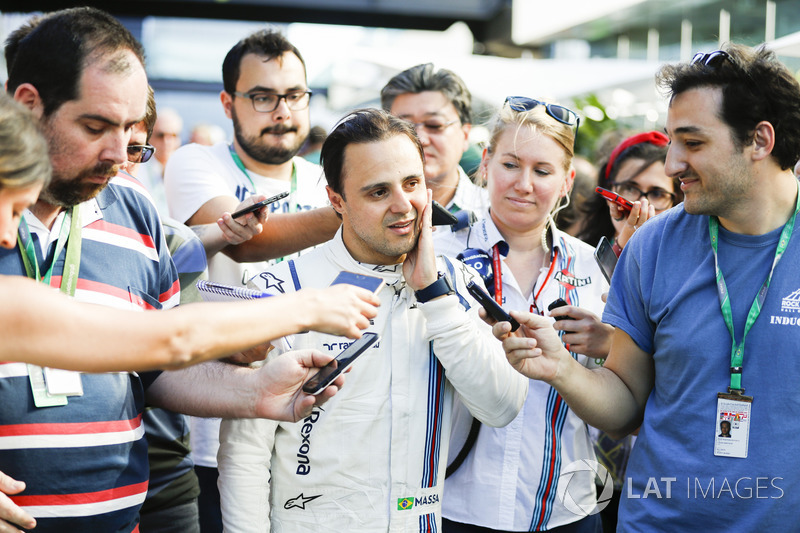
[547, 298, 576, 320]
[594, 235, 618, 283]
[231, 191, 290, 219]
[466, 280, 520, 332]
[431, 200, 458, 226]
[331, 271, 384, 295]
[301, 332, 379, 395]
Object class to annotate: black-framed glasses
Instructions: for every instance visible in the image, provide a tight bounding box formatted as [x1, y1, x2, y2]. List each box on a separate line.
[612, 181, 676, 210]
[690, 50, 732, 68]
[504, 96, 580, 143]
[232, 90, 312, 113]
[127, 144, 155, 164]
[405, 119, 459, 135]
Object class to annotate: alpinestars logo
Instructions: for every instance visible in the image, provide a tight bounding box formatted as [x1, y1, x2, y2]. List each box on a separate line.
[284, 493, 321, 510]
[258, 272, 286, 293]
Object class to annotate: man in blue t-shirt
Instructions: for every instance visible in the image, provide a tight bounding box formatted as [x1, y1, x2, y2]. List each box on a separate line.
[493, 43, 800, 532]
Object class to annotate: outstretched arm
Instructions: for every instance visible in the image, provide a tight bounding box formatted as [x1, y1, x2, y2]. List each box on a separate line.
[187, 195, 341, 262]
[499, 310, 654, 438]
[0, 277, 378, 372]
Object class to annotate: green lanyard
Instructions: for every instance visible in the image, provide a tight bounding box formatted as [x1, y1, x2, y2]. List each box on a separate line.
[17, 205, 83, 297]
[228, 144, 297, 213]
[708, 185, 800, 392]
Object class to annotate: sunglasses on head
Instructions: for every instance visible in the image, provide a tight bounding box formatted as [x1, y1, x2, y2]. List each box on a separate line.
[690, 50, 732, 68]
[127, 144, 156, 164]
[504, 96, 580, 146]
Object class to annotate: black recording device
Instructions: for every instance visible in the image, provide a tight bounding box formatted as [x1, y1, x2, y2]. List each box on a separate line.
[466, 280, 520, 332]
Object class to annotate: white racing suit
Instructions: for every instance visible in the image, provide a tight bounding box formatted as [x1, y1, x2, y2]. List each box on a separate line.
[218, 230, 528, 533]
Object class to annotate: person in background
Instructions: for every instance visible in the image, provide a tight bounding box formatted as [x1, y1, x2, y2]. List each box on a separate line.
[298, 124, 326, 164]
[437, 96, 610, 533]
[139, 107, 184, 214]
[577, 131, 683, 253]
[189, 123, 227, 147]
[499, 44, 800, 531]
[381, 63, 488, 221]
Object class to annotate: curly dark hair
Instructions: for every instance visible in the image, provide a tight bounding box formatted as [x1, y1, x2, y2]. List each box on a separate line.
[657, 43, 800, 170]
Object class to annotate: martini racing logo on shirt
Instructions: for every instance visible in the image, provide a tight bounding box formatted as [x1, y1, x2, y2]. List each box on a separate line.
[770, 289, 800, 326]
[554, 270, 592, 289]
[397, 494, 439, 511]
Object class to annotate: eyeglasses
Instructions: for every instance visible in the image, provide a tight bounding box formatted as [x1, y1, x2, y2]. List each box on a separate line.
[504, 96, 580, 144]
[127, 144, 156, 164]
[612, 181, 676, 210]
[690, 50, 732, 68]
[405, 118, 459, 135]
[232, 90, 312, 113]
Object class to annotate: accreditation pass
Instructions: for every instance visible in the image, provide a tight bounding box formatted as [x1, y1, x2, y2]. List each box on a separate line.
[714, 392, 752, 459]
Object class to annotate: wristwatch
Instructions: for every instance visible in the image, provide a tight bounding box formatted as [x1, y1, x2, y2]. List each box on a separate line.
[414, 272, 455, 303]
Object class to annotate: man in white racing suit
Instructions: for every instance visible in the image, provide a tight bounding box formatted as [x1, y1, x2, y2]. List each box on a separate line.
[218, 108, 527, 532]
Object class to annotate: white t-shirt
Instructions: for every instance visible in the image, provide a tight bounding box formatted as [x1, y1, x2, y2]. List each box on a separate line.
[163, 141, 329, 467]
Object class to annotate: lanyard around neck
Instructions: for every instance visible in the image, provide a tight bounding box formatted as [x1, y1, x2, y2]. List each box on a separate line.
[229, 144, 298, 212]
[492, 242, 558, 313]
[17, 205, 83, 297]
[708, 183, 800, 392]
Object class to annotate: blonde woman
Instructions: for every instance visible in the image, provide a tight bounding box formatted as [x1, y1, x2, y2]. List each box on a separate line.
[439, 97, 610, 533]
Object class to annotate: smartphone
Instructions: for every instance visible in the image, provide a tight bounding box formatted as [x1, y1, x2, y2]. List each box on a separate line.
[231, 191, 290, 219]
[301, 332, 379, 395]
[595, 187, 633, 213]
[594, 235, 618, 283]
[547, 298, 576, 320]
[466, 280, 520, 332]
[431, 200, 459, 226]
[331, 271, 384, 295]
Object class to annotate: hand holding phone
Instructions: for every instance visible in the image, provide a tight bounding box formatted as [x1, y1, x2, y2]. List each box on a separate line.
[596, 187, 633, 213]
[466, 281, 520, 332]
[547, 298, 576, 321]
[231, 191, 290, 219]
[301, 332, 379, 395]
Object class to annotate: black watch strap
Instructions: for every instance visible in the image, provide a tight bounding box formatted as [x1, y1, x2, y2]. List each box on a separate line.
[414, 272, 454, 303]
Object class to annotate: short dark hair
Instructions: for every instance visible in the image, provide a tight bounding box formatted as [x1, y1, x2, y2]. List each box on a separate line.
[380, 63, 472, 125]
[5, 7, 145, 118]
[321, 108, 423, 196]
[657, 43, 800, 170]
[222, 29, 306, 95]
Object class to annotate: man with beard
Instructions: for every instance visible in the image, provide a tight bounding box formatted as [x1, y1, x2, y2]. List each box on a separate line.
[217, 109, 527, 532]
[163, 29, 337, 533]
[0, 8, 372, 532]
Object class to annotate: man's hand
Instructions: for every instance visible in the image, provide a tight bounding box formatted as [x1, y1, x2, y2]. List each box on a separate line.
[299, 285, 380, 339]
[216, 195, 269, 245]
[225, 342, 274, 365]
[550, 305, 614, 359]
[403, 189, 439, 292]
[251, 349, 346, 422]
[0, 470, 35, 532]
[494, 310, 573, 383]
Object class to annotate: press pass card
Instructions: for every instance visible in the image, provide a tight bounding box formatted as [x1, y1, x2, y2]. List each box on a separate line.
[714, 393, 752, 459]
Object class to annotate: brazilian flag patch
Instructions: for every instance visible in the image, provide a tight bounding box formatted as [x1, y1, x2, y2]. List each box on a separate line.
[397, 497, 414, 511]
